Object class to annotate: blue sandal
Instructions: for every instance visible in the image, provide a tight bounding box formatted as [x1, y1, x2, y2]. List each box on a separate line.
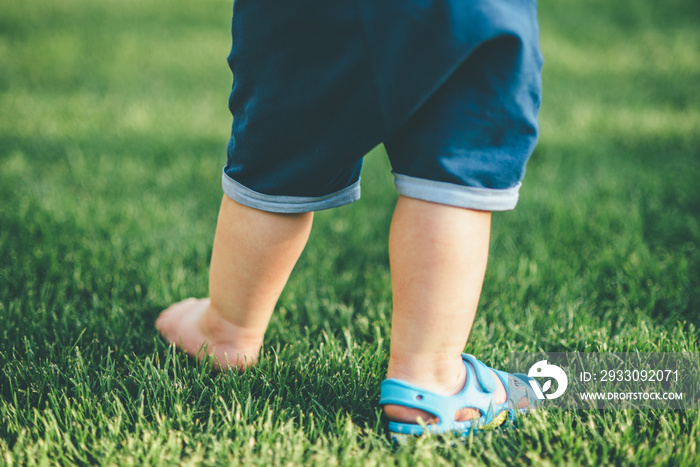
[379, 353, 541, 439]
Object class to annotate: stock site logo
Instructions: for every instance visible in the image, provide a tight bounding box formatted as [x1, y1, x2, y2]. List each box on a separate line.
[528, 360, 568, 400]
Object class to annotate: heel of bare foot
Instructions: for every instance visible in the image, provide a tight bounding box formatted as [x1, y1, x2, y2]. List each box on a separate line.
[155, 297, 263, 371]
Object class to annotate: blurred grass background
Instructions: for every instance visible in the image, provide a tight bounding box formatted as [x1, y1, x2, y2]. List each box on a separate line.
[1, 0, 699, 464]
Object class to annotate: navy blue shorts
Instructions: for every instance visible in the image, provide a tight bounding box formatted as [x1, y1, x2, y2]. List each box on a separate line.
[223, 0, 543, 213]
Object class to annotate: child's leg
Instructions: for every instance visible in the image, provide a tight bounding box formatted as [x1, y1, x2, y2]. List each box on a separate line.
[156, 195, 313, 369]
[383, 195, 503, 423]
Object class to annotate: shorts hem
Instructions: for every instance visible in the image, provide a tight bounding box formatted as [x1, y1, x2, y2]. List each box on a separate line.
[222, 171, 361, 213]
[393, 173, 520, 211]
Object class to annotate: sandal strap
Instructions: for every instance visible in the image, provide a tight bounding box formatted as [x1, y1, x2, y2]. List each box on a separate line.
[380, 353, 505, 430]
[462, 353, 498, 393]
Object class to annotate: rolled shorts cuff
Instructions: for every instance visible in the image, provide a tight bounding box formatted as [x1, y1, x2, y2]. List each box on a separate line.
[393, 173, 521, 211]
[222, 170, 361, 213]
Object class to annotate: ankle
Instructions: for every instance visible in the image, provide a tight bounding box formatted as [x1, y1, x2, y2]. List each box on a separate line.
[387, 353, 467, 395]
[201, 302, 264, 352]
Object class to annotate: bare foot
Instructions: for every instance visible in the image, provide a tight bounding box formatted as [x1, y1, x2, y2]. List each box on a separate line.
[155, 298, 262, 371]
[383, 363, 531, 425]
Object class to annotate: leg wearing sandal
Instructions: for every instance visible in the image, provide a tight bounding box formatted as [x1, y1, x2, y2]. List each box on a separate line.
[384, 196, 493, 425]
[383, 197, 538, 437]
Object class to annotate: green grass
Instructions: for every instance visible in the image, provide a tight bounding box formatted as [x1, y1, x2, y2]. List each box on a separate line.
[1, 0, 699, 464]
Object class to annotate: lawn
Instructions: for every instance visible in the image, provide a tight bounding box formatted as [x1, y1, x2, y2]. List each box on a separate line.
[1, 0, 699, 465]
